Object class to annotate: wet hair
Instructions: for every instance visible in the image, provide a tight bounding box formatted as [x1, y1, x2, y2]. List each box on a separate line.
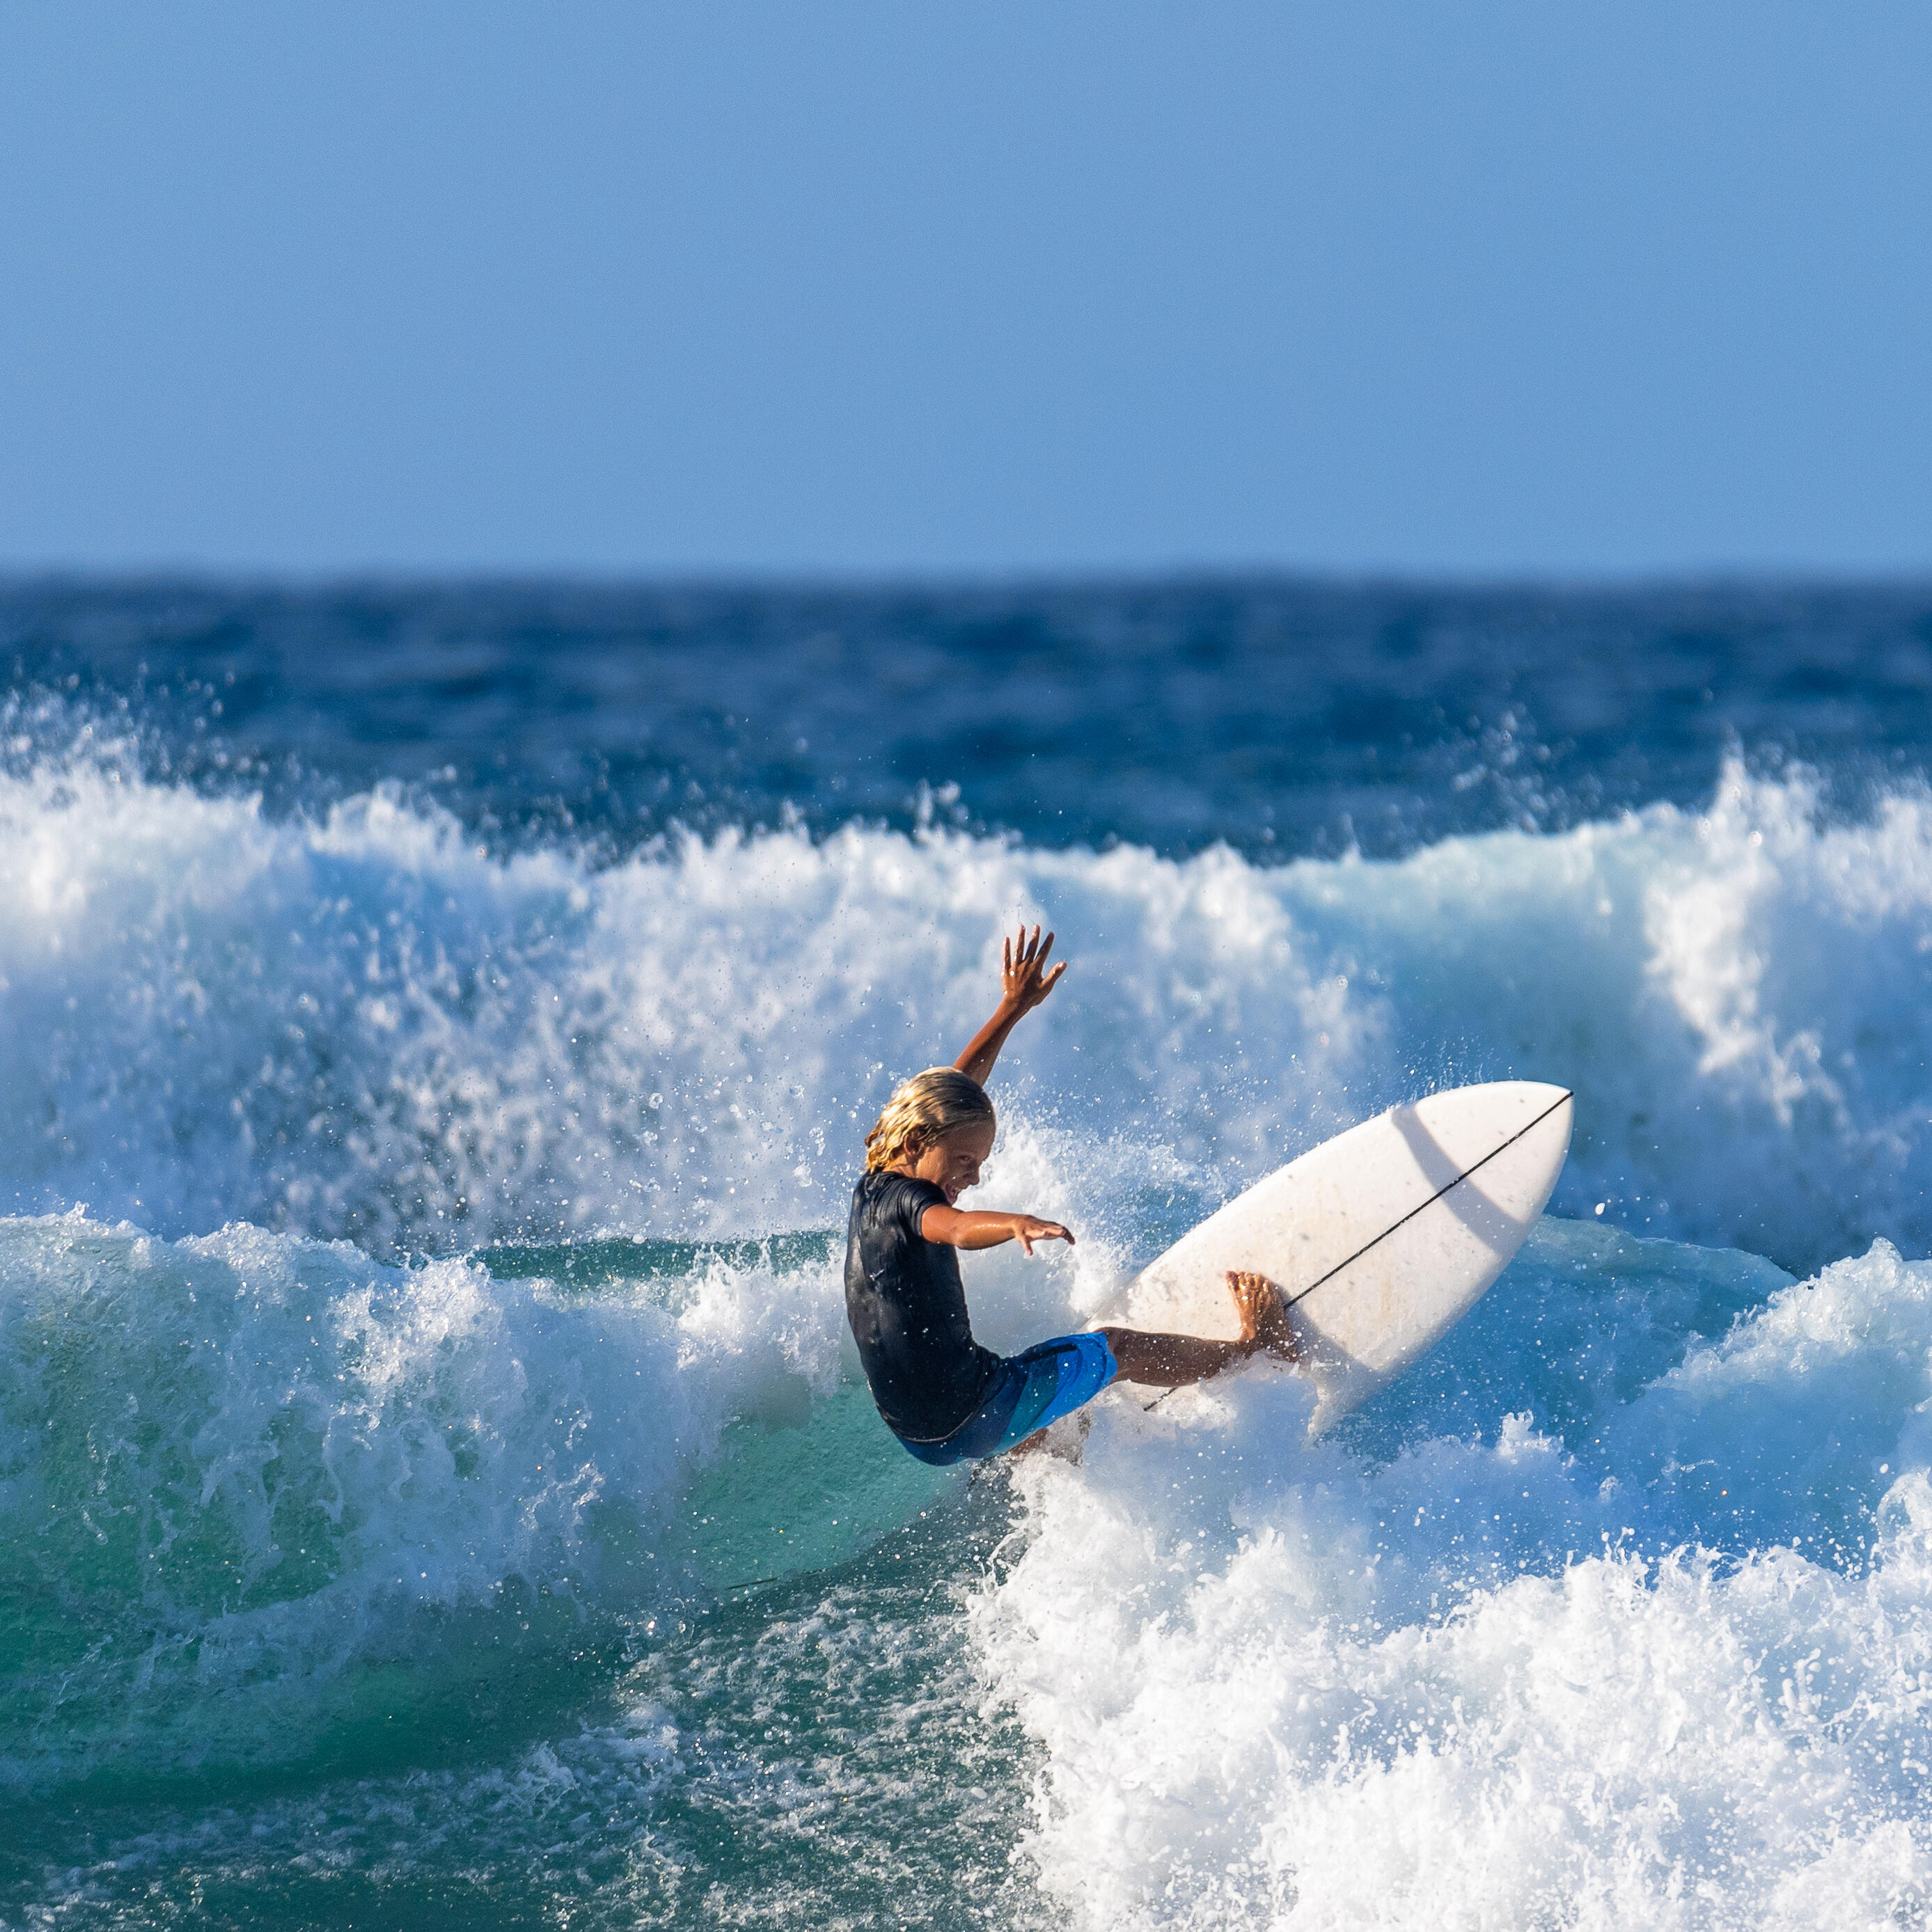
[863, 1066, 996, 1172]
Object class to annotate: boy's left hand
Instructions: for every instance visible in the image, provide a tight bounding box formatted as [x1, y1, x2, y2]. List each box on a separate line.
[1002, 925, 1067, 1013]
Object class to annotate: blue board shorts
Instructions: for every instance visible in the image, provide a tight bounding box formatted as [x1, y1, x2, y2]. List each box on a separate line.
[892, 1332, 1120, 1466]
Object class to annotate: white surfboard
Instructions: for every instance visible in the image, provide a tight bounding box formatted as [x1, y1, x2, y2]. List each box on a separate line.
[1121, 1081, 1573, 1434]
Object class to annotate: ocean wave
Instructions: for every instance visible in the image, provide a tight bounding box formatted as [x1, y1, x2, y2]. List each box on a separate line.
[0, 747, 1928, 1270]
[0, 1196, 1874, 1813]
[975, 1237, 1932, 1930]
[0, 1211, 844, 1789]
[6, 1195, 1927, 1932]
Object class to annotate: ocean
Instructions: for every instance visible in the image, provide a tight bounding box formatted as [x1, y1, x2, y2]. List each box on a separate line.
[2, 575, 1931, 1929]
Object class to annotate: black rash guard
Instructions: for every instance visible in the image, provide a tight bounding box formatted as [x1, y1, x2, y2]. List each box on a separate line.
[845, 1170, 1003, 1443]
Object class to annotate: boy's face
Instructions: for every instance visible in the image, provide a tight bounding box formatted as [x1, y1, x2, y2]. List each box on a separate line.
[909, 1120, 997, 1203]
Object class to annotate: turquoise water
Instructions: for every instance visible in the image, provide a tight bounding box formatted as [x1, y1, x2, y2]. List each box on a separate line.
[3, 581, 1932, 1926]
[7, 1214, 1928, 1926]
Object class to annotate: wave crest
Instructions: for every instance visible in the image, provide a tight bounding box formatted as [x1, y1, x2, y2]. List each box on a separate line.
[0, 752, 1927, 1267]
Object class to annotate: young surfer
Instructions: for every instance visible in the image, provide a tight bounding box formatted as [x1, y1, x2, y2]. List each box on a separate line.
[845, 925, 1298, 1463]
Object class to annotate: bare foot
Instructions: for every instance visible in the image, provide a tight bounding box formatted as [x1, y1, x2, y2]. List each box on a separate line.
[1225, 1269, 1300, 1363]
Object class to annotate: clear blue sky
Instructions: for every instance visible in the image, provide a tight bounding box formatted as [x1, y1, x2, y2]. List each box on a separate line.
[2, 3, 1928, 576]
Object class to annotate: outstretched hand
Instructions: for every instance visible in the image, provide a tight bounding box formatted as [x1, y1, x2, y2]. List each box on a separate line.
[1012, 1213, 1074, 1256]
[918, 1204, 1076, 1254]
[1002, 925, 1067, 1014]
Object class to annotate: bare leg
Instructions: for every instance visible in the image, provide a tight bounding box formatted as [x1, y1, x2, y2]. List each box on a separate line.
[1003, 1275, 1296, 1459]
[1099, 1271, 1298, 1390]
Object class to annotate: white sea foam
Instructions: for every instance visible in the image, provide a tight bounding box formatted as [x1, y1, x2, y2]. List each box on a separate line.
[0, 1209, 846, 1785]
[8, 736, 1932, 1915]
[3, 1193, 1925, 1926]
[0, 751, 1928, 1268]
[973, 1240, 1932, 1931]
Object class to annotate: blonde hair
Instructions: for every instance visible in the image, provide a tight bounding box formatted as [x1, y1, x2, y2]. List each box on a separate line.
[864, 1067, 996, 1171]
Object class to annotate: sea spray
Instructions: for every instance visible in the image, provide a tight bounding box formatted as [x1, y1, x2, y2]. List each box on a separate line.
[0, 1211, 845, 1789]
[974, 1238, 1932, 1931]
[3, 751, 1932, 1270]
[5, 590, 1932, 1926]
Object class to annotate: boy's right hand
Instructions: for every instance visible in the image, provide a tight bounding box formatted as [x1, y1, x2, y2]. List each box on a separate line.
[1001, 925, 1067, 1014]
[1010, 1214, 1075, 1255]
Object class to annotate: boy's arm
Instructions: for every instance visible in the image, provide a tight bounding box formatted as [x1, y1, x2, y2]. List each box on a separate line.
[920, 1204, 1074, 1255]
[955, 925, 1067, 1086]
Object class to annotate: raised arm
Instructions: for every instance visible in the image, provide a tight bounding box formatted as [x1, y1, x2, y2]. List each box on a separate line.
[954, 924, 1067, 1086]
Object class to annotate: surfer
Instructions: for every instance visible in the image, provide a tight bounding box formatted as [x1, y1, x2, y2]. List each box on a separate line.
[846, 925, 1298, 1464]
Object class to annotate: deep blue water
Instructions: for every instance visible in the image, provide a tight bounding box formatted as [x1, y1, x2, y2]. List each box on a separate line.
[3, 576, 1932, 1931]
[8, 574, 1932, 858]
